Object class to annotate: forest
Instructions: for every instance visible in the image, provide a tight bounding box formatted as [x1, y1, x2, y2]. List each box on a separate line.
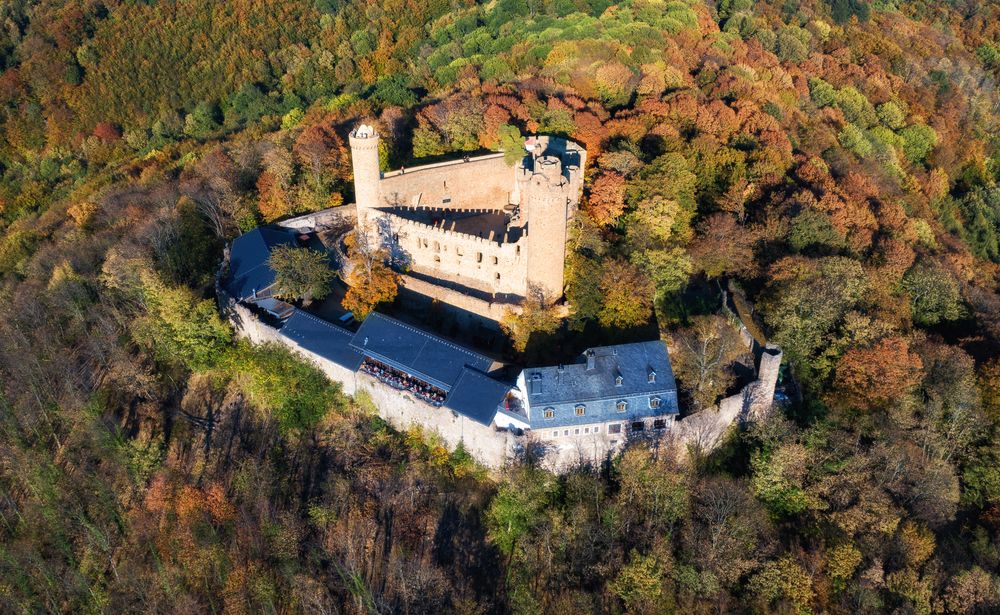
[1, 0, 1000, 612]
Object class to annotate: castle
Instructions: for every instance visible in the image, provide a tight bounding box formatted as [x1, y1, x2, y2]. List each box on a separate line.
[349, 125, 585, 320]
[217, 125, 781, 469]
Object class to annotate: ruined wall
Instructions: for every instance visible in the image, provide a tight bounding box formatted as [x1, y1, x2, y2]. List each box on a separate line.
[387, 212, 528, 297]
[379, 153, 514, 210]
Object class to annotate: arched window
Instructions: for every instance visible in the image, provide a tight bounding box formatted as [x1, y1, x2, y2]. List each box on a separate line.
[543, 408, 555, 419]
[575, 405, 586, 416]
[616, 401, 627, 413]
[649, 397, 661, 409]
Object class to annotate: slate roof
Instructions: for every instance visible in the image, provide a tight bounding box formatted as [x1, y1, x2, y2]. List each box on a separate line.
[280, 309, 363, 371]
[350, 312, 494, 391]
[225, 227, 299, 301]
[444, 367, 512, 426]
[522, 341, 679, 429]
[524, 340, 676, 405]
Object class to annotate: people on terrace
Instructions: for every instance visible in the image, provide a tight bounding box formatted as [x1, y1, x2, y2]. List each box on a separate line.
[359, 358, 447, 406]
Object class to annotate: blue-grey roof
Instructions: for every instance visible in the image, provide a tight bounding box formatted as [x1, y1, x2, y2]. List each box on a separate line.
[523, 340, 679, 429]
[444, 367, 511, 426]
[225, 227, 298, 300]
[280, 309, 363, 371]
[350, 312, 494, 391]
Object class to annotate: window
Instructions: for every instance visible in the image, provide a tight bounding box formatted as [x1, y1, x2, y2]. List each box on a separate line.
[564, 430, 569, 436]
[648, 371, 656, 383]
[574, 428, 580, 435]
[552, 431, 558, 438]
[594, 426, 600, 433]
[477, 252, 483, 263]
[616, 400, 627, 413]
[615, 375, 623, 386]
[543, 408, 555, 420]
[493, 256, 499, 265]
[442, 197, 452, 204]
[631, 421, 645, 432]
[495, 272, 501, 281]
[575, 405, 586, 416]
[654, 419, 667, 430]
[608, 424, 622, 434]
[649, 397, 661, 409]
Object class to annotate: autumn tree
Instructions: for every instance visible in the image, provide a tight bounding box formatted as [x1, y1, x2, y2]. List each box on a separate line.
[268, 245, 334, 304]
[341, 231, 399, 319]
[293, 119, 348, 190]
[598, 259, 655, 329]
[586, 171, 627, 226]
[833, 337, 923, 410]
[671, 315, 747, 411]
[501, 286, 561, 354]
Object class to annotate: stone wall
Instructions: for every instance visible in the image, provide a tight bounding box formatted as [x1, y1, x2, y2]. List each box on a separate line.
[357, 373, 516, 466]
[387, 212, 528, 298]
[379, 153, 514, 210]
[275, 204, 357, 231]
[398, 275, 516, 323]
[227, 301, 516, 468]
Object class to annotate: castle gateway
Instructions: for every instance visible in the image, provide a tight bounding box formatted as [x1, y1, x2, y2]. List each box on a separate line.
[349, 125, 586, 320]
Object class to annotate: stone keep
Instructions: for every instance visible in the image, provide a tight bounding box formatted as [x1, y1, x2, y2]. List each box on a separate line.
[348, 125, 586, 317]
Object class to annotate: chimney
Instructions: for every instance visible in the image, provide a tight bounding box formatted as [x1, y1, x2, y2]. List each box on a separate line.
[586, 350, 595, 371]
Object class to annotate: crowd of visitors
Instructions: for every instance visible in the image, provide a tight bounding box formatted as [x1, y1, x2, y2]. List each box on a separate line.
[360, 358, 447, 406]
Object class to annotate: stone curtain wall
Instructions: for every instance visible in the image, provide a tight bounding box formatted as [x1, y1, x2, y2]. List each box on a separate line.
[357, 374, 516, 467]
[226, 301, 516, 468]
[378, 153, 514, 210]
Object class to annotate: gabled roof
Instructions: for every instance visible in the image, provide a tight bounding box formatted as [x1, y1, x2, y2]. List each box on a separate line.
[225, 227, 298, 301]
[523, 340, 676, 406]
[280, 309, 363, 371]
[444, 367, 511, 426]
[350, 312, 494, 391]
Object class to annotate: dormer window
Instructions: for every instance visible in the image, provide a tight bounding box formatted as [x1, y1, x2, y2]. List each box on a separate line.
[615, 375, 623, 387]
[649, 397, 661, 409]
[648, 371, 656, 384]
[575, 405, 586, 416]
[543, 407, 555, 419]
[616, 401, 627, 413]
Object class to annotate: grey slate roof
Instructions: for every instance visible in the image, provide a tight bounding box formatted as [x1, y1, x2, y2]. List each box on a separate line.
[526, 341, 675, 404]
[349, 312, 494, 392]
[280, 309, 363, 371]
[444, 367, 512, 426]
[225, 227, 299, 301]
[523, 340, 679, 429]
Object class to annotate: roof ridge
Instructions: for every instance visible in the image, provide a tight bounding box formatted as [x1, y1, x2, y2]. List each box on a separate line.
[291, 309, 353, 336]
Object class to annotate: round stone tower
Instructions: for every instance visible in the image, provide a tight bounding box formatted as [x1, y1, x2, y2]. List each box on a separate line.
[349, 124, 381, 236]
